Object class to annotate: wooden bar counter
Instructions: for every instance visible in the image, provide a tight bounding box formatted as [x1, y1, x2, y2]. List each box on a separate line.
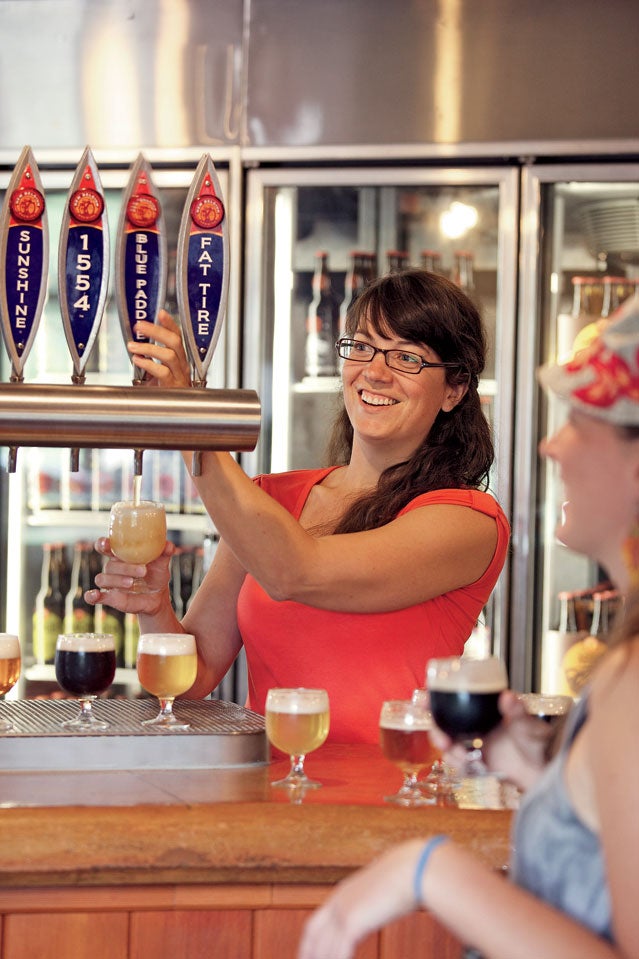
[0, 743, 514, 959]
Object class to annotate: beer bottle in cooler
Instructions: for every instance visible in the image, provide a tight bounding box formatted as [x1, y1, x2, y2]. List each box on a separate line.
[33, 543, 65, 664]
[558, 276, 594, 361]
[601, 275, 636, 320]
[363, 252, 377, 285]
[561, 591, 609, 698]
[452, 251, 475, 295]
[57, 542, 72, 602]
[569, 275, 622, 357]
[540, 590, 584, 695]
[338, 251, 366, 337]
[420, 250, 443, 274]
[124, 613, 140, 669]
[64, 541, 95, 634]
[304, 251, 339, 377]
[386, 250, 409, 273]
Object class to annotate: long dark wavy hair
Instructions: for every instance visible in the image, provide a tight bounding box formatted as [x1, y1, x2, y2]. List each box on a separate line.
[326, 268, 494, 534]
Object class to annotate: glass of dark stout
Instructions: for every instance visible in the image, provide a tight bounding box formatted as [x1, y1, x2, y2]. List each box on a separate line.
[427, 656, 508, 777]
[55, 633, 116, 730]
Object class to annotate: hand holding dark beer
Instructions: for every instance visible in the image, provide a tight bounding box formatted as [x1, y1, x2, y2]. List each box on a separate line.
[427, 655, 508, 777]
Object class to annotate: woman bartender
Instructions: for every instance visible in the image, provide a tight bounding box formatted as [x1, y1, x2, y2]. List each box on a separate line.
[87, 269, 510, 743]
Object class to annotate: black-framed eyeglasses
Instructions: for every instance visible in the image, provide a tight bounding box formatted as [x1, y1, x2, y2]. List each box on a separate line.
[335, 337, 463, 376]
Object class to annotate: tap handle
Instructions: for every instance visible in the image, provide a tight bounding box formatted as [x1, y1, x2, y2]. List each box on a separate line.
[59, 146, 109, 381]
[176, 153, 229, 387]
[115, 153, 167, 385]
[0, 146, 49, 382]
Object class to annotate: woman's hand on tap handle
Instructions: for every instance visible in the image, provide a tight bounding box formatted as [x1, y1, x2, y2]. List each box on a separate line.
[128, 310, 192, 388]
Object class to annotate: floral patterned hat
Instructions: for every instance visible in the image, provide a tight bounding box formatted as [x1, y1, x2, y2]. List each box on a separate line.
[538, 292, 639, 425]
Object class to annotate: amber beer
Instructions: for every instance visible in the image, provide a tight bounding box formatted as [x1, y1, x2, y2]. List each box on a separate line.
[0, 634, 20, 695]
[136, 633, 197, 699]
[265, 689, 330, 756]
[379, 720, 437, 776]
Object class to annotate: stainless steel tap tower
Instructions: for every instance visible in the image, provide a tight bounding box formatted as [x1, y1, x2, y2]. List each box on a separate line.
[0, 148, 260, 475]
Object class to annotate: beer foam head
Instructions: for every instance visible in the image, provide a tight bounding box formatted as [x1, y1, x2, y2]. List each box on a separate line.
[56, 633, 115, 652]
[0, 633, 20, 658]
[138, 633, 196, 655]
[379, 699, 432, 730]
[427, 656, 507, 693]
[521, 693, 572, 716]
[266, 687, 329, 714]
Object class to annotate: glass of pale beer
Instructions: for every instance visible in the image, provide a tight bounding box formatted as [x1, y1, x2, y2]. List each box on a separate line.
[379, 699, 438, 806]
[108, 500, 167, 593]
[427, 655, 508, 777]
[0, 634, 21, 732]
[136, 633, 197, 730]
[55, 633, 116, 730]
[265, 687, 330, 789]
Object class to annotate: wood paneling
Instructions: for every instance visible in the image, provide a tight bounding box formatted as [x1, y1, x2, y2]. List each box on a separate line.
[3, 911, 129, 959]
[129, 909, 252, 959]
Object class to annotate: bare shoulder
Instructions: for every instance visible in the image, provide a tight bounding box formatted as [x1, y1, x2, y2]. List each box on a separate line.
[394, 498, 499, 543]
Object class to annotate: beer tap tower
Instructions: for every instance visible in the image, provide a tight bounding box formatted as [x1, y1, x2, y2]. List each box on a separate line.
[0, 147, 260, 484]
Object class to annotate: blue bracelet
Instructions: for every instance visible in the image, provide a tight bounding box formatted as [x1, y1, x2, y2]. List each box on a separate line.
[413, 834, 448, 906]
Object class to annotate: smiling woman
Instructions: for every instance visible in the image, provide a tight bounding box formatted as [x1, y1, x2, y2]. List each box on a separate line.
[87, 269, 510, 744]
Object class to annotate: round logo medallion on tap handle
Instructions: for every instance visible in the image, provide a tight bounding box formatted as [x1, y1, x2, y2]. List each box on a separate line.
[176, 153, 229, 475]
[58, 147, 110, 472]
[0, 145, 49, 472]
[115, 154, 168, 479]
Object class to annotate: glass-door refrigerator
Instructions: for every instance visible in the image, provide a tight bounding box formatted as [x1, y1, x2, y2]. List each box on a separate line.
[0, 152, 237, 697]
[513, 161, 639, 693]
[243, 164, 520, 661]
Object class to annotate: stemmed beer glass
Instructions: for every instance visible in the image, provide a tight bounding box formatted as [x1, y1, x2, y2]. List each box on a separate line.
[520, 693, 572, 728]
[379, 699, 438, 806]
[136, 633, 197, 730]
[427, 656, 508, 777]
[0, 634, 21, 732]
[55, 633, 116, 729]
[265, 688, 330, 789]
[108, 500, 167, 593]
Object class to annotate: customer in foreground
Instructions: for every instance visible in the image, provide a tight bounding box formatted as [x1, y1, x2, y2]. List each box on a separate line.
[88, 269, 509, 744]
[298, 296, 639, 959]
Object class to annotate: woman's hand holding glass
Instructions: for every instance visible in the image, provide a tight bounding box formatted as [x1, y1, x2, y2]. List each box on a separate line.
[427, 655, 508, 777]
[428, 685, 556, 792]
[87, 537, 174, 613]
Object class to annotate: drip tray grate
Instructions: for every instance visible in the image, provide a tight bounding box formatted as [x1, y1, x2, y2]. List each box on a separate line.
[0, 699, 268, 770]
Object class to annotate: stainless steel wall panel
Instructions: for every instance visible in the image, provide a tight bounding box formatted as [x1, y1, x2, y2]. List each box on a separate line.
[0, 0, 245, 149]
[246, 0, 639, 148]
